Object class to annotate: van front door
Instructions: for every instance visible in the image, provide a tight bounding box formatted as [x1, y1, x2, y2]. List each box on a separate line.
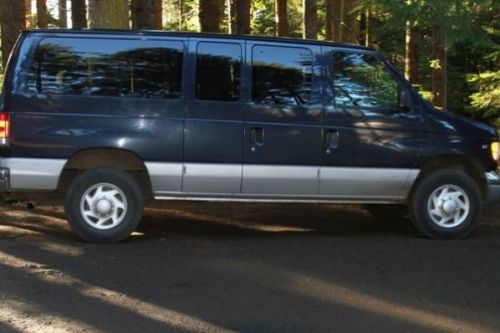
[319, 49, 421, 200]
[242, 43, 323, 196]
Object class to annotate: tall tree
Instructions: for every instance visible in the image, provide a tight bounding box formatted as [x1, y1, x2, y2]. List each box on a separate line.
[235, 0, 251, 34]
[199, 0, 224, 32]
[332, 0, 342, 41]
[131, 0, 159, 29]
[303, 0, 317, 39]
[431, 24, 447, 109]
[404, 21, 420, 84]
[228, 0, 236, 33]
[0, 0, 26, 67]
[154, 0, 162, 29]
[72, 0, 87, 28]
[37, 0, 48, 28]
[179, 0, 186, 30]
[275, 0, 288, 36]
[325, 0, 334, 40]
[343, 0, 359, 43]
[25, 0, 33, 28]
[88, 0, 129, 29]
[59, 0, 68, 28]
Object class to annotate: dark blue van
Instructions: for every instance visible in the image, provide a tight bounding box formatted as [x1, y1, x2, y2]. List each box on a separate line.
[0, 29, 498, 242]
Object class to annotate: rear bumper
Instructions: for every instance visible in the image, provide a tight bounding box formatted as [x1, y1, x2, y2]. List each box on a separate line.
[0, 168, 9, 191]
[486, 171, 500, 205]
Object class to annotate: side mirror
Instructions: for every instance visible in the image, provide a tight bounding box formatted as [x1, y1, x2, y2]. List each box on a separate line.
[399, 89, 410, 110]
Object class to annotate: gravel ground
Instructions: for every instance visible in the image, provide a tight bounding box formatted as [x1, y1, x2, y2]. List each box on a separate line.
[0, 200, 499, 333]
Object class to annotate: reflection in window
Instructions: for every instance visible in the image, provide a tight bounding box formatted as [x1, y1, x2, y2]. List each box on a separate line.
[27, 38, 183, 98]
[332, 52, 398, 108]
[252, 46, 312, 106]
[196, 42, 241, 102]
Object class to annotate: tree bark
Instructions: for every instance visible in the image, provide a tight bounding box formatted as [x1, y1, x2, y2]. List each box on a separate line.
[0, 0, 26, 68]
[235, 0, 251, 34]
[332, 0, 342, 42]
[199, 0, 224, 33]
[154, 0, 162, 29]
[431, 25, 447, 109]
[303, 0, 317, 39]
[37, 0, 48, 28]
[59, 0, 68, 28]
[88, 0, 129, 29]
[343, 0, 359, 43]
[275, 0, 288, 36]
[131, 0, 158, 29]
[25, 0, 33, 28]
[325, 0, 334, 40]
[404, 21, 420, 84]
[179, 0, 185, 30]
[71, 0, 87, 28]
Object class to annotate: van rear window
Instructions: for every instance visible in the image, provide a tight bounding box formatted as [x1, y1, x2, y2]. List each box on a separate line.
[26, 37, 184, 99]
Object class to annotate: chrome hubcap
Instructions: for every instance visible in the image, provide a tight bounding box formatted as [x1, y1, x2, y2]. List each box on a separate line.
[427, 184, 470, 228]
[80, 183, 127, 230]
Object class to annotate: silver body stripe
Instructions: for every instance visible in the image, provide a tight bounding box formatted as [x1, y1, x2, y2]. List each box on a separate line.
[2, 159, 420, 203]
[0, 158, 66, 190]
[144, 162, 183, 193]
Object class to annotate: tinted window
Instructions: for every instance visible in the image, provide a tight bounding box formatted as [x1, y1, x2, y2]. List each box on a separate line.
[331, 52, 398, 108]
[27, 38, 183, 98]
[196, 42, 241, 101]
[252, 45, 312, 106]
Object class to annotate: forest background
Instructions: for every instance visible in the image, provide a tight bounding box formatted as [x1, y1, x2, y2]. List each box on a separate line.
[0, 0, 498, 128]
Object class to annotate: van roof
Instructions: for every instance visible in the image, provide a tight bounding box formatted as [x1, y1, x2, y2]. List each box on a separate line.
[25, 29, 375, 51]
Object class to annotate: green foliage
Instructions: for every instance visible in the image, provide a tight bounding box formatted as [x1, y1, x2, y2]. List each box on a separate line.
[466, 71, 500, 128]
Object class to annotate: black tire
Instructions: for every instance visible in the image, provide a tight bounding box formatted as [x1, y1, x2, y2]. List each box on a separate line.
[409, 169, 483, 239]
[364, 204, 409, 220]
[65, 168, 144, 243]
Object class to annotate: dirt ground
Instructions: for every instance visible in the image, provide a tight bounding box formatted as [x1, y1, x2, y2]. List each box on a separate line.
[0, 199, 499, 332]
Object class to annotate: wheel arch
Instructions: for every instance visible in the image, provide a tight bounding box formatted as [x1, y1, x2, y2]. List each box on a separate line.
[58, 148, 153, 199]
[411, 154, 487, 199]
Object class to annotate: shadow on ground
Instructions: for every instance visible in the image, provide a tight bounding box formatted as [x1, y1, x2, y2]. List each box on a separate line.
[0, 201, 499, 332]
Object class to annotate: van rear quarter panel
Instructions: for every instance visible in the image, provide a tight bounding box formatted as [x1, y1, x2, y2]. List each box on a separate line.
[2, 32, 185, 163]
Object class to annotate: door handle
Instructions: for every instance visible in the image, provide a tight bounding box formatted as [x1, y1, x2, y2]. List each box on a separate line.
[325, 129, 339, 149]
[250, 127, 264, 147]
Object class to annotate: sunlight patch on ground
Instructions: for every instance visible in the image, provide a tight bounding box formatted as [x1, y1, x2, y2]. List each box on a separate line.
[0, 251, 235, 333]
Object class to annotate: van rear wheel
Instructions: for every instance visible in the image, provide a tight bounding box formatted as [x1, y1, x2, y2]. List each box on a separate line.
[409, 169, 482, 239]
[65, 168, 143, 243]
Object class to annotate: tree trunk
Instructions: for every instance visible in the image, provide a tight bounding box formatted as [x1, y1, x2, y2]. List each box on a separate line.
[325, 0, 334, 40]
[199, 0, 224, 33]
[275, 0, 288, 36]
[88, 0, 129, 29]
[179, 0, 185, 30]
[332, 0, 342, 41]
[343, 0, 359, 43]
[235, 0, 251, 34]
[72, 0, 87, 28]
[364, 5, 371, 47]
[25, 0, 33, 28]
[404, 21, 420, 84]
[131, 0, 158, 29]
[303, 0, 317, 39]
[154, 0, 162, 29]
[59, 0, 68, 28]
[0, 0, 26, 68]
[37, 0, 48, 28]
[431, 25, 447, 109]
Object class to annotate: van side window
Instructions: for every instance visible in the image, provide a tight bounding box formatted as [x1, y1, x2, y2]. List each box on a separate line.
[27, 38, 183, 98]
[331, 52, 398, 109]
[252, 45, 312, 105]
[195, 42, 241, 102]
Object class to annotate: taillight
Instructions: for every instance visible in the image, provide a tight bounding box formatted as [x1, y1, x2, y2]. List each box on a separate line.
[0, 113, 9, 139]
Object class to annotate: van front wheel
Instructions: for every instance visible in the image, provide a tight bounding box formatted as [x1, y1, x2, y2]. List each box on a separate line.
[409, 169, 482, 239]
[65, 168, 144, 243]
